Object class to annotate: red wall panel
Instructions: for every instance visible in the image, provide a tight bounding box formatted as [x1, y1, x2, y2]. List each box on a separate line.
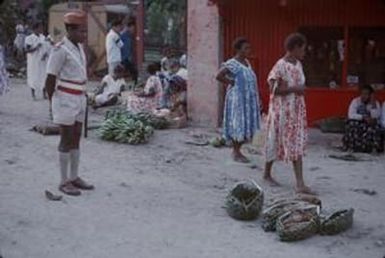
[221, 0, 385, 125]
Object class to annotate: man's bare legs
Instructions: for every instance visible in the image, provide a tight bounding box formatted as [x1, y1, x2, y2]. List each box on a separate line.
[58, 124, 81, 196]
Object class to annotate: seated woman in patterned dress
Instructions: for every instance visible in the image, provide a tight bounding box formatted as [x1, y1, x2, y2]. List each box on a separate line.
[342, 85, 384, 153]
[126, 63, 163, 114]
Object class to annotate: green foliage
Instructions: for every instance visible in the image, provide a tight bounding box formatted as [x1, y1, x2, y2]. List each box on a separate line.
[145, 0, 186, 48]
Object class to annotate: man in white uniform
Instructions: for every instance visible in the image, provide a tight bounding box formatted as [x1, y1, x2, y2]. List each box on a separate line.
[106, 18, 124, 75]
[25, 22, 50, 100]
[45, 11, 94, 196]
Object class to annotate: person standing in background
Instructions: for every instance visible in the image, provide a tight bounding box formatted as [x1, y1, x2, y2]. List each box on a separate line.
[216, 37, 261, 163]
[120, 18, 138, 83]
[25, 22, 49, 100]
[263, 33, 314, 194]
[106, 18, 124, 75]
[14, 20, 26, 61]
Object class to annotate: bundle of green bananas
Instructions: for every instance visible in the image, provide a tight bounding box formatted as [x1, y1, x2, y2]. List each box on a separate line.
[99, 111, 154, 144]
[105, 109, 169, 130]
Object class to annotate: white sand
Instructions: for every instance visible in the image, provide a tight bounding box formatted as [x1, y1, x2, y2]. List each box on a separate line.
[0, 79, 385, 258]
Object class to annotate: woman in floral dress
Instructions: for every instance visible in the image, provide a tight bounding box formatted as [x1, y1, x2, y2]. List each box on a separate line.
[216, 37, 261, 163]
[263, 33, 314, 194]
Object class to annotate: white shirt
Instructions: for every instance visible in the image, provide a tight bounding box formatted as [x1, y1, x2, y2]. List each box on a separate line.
[47, 36, 87, 85]
[101, 74, 126, 95]
[25, 33, 48, 90]
[176, 68, 188, 81]
[106, 29, 123, 64]
[348, 97, 381, 120]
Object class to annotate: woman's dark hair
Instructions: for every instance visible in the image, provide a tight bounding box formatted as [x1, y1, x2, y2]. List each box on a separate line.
[233, 37, 249, 51]
[360, 84, 374, 94]
[147, 62, 160, 75]
[284, 33, 307, 51]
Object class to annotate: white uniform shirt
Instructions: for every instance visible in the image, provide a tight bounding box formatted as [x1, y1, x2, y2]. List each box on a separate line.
[25, 33, 48, 90]
[47, 36, 87, 89]
[106, 29, 123, 64]
[348, 97, 381, 120]
[101, 74, 126, 95]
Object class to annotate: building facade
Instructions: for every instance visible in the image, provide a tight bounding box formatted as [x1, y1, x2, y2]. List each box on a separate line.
[188, 0, 385, 126]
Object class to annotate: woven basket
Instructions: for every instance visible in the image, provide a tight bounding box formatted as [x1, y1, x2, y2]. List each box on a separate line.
[276, 205, 320, 242]
[320, 209, 354, 235]
[261, 199, 318, 232]
[225, 180, 264, 221]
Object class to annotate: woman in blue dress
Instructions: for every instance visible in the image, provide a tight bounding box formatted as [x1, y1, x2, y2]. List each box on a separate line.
[216, 37, 261, 163]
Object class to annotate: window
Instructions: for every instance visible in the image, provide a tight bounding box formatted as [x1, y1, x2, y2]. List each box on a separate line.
[299, 27, 344, 88]
[348, 27, 385, 90]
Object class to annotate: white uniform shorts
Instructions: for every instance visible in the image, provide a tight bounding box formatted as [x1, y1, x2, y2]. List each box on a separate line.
[52, 90, 87, 126]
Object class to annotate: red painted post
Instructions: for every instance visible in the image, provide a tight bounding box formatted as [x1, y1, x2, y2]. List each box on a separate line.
[136, 0, 145, 72]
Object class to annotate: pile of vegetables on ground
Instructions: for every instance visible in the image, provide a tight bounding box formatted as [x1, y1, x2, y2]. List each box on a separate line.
[98, 109, 169, 144]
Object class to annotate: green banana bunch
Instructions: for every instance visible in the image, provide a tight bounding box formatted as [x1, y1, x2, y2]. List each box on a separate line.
[99, 110, 157, 144]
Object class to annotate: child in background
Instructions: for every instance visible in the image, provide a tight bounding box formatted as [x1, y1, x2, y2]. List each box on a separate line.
[126, 63, 163, 113]
[94, 64, 127, 109]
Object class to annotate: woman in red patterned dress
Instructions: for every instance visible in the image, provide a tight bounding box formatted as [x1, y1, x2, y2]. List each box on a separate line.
[263, 33, 314, 195]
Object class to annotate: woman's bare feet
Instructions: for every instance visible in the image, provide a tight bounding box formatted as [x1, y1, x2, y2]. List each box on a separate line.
[263, 176, 281, 187]
[232, 152, 250, 163]
[295, 185, 317, 195]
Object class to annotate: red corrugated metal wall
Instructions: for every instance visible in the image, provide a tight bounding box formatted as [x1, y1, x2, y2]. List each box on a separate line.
[221, 0, 385, 125]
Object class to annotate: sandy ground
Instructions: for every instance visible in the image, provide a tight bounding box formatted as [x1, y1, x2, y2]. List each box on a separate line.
[0, 79, 385, 258]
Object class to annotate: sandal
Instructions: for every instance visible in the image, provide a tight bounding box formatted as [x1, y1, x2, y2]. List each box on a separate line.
[59, 182, 81, 196]
[71, 177, 95, 190]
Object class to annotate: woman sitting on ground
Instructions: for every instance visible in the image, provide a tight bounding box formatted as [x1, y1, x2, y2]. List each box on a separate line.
[167, 60, 188, 113]
[342, 85, 384, 153]
[93, 64, 127, 109]
[126, 62, 163, 113]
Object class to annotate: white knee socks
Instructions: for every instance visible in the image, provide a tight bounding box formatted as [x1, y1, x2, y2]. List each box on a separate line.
[69, 149, 80, 180]
[59, 152, 70, 184]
